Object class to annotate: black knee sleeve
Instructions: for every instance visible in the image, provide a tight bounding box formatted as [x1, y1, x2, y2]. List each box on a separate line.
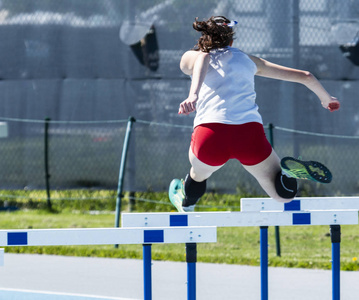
[182, 174, 206, 207]
[275, 171, 298, 199]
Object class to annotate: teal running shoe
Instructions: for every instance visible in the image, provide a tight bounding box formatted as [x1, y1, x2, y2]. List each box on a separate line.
[281, 157, 332, 184]
[169, 179, 185, 212]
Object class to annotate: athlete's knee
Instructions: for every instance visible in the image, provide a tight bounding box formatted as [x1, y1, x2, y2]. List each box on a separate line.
[190, 167, 212, 182]
[274, 171, 297, 200]
[182, 174, 207, 207]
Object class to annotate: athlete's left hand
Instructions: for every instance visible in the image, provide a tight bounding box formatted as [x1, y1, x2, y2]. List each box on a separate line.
[322, 96, 340, 112]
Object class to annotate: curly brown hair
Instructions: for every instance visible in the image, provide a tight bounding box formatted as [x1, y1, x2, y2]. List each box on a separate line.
[192, 16, 235, 52]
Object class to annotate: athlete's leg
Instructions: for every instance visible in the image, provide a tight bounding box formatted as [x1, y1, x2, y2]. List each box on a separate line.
[182, 147, 224, 209]
[242, 150, 297, 203]
[188, 146, 223, 182]
[168, 147, 224, 212]
[169, 124, 227, 212]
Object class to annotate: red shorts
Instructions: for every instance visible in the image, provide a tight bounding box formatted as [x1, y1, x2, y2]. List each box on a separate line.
[190, 122, 272, 166]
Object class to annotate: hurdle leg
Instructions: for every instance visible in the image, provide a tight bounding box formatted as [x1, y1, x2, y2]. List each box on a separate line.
[260, 226, 268, 300]
[143, 244, 152, 300]
[186, 243, 197, 300]
[330, 225, 341, 300]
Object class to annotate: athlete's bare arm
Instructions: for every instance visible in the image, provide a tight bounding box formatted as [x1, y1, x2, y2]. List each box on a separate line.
[249, 55, 340, 112]
[179, 51, 210, 115]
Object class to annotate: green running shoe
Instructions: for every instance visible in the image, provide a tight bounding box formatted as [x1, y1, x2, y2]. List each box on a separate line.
[281, 157, 332, 184]
[168, 179, 185, 212]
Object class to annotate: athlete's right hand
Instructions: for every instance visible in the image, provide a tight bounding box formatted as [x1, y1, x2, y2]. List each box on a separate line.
[321, 96, 340, 112]
[178, 94, 198, 115]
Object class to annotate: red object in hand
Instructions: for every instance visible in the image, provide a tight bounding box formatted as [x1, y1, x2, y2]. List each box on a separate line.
[328, 102, 340, 112]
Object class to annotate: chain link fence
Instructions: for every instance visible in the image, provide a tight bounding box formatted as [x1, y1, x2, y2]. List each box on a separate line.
[0, 0, 358, 197]
[1, 117, 359, 197]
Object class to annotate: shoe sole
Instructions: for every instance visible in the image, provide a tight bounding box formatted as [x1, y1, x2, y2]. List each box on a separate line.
[281, 157, 332, 184]
[168, 179, 185, 212]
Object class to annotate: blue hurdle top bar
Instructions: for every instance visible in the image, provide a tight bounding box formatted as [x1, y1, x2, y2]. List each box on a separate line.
[0, 227, 217, 247]
[240, 197, 359, 212]
[122, 210, 358, 228]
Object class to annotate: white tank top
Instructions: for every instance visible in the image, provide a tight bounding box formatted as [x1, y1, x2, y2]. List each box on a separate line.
[193, 47, 263, 128]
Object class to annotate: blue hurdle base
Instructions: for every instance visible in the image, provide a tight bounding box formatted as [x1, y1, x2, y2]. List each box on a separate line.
[143, 244, 152, 300]
[142, 243, 198, 300]
[330, 225, 341, 300]
[259, 225, 342, 300]
[186, 243, 197, 300]
[260, 226, 268, 300]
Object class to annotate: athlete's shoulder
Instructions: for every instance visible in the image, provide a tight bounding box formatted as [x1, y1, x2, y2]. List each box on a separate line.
[180, 50, 209, 75]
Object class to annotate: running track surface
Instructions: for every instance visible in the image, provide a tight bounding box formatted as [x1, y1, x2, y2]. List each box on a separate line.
[1, 254, 359, 300]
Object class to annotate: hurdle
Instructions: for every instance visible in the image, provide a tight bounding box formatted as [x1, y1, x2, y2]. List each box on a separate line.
[240, 196, 359, 300]
[240, 196, 359, 212]
[0, 226, 217, 300]
[122, 208, 359, 300]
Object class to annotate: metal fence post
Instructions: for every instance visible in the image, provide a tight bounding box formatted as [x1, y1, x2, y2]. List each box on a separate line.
[44, 117, 52, 210]
[115, 117, 136, 244]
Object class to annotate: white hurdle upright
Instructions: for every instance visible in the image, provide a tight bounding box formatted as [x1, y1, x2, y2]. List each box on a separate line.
[240, 196, 359, 300]
[122, 207, 358, 300]
[0, 226, 217, 300]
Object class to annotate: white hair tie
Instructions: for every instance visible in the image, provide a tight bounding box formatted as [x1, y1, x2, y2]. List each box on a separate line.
[223, 20, 238, 27]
